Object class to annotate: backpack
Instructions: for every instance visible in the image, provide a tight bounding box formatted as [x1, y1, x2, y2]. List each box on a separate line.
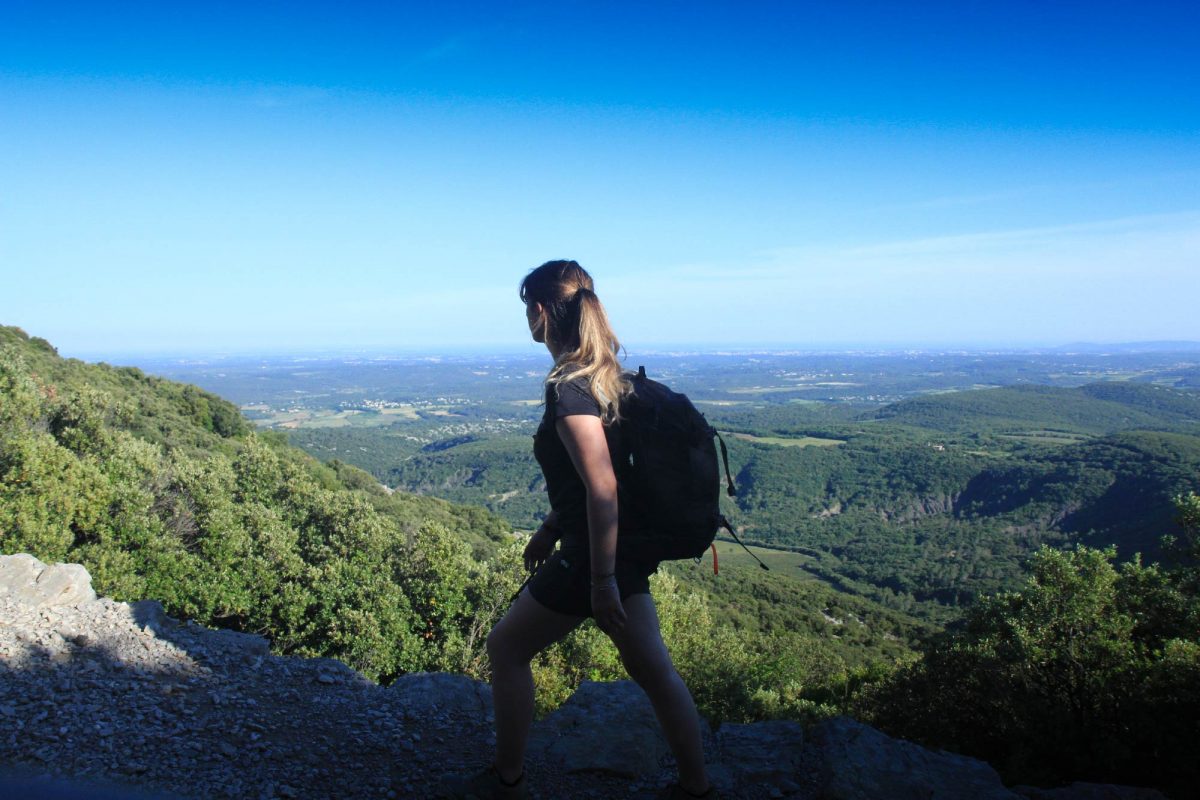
[615, 366, 767, 572]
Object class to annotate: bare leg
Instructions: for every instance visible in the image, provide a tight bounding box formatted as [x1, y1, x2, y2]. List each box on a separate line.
[606, 593, 709, 795]
[486, 590, 583, 783]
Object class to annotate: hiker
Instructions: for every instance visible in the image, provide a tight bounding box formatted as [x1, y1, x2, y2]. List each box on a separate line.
[447, 260, 716, 799]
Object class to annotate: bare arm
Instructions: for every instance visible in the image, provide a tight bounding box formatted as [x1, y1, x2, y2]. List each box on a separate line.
[556, 414, 626, 632]
[523, 509, 561, 571]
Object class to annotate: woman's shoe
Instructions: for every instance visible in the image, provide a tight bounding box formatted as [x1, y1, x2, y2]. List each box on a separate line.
[439, 764, 530, 800]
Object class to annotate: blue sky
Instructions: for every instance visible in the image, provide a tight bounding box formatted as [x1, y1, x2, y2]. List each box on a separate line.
[1, 1, 1197, 357]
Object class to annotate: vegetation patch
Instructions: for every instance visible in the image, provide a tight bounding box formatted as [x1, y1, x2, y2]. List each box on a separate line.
[728, 432, 844, 448]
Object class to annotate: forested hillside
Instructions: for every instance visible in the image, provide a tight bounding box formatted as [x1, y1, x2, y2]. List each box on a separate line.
[0, 326, 512, 681]
[4, 326, 1198, 795]
[728, 426, 1200, 609]
[867, 382, 1200, 434]
[299, 372, 1200, 619]
[0, 325, 926, 724]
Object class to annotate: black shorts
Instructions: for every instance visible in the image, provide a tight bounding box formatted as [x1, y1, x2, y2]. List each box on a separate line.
[526, 548, 660, 619]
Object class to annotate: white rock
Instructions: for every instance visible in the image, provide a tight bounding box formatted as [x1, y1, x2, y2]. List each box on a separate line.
[0, 554, 97, 608]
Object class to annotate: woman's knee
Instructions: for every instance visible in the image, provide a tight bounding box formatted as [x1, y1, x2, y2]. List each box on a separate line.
[486, 624, 518, 667]
[486, 620, 540, 669]
[621, 649, 676, 690]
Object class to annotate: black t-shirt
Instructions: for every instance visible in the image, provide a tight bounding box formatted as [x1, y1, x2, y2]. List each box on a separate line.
[532, 377, 640, 548]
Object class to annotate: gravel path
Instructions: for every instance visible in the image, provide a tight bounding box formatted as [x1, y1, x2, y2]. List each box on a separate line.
[0, 592, 807, 799]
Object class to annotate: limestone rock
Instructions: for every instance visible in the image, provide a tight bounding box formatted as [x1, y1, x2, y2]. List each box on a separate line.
[206, 626, 271, 657]
[0, 555, 1172, 800]
[390, 671, 493, 717]
[0, 553, 97, 608]
[807, 716, 1019, 800]
[1012, 783, 1169, 800]
[719, 719, 805, 783]
[529, 680, 668, 778]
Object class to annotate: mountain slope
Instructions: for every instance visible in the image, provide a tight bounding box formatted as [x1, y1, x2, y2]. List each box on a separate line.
[0, 325, 933, 726]
[867, 382, 1200, 435]
[0, 325, 513, 681]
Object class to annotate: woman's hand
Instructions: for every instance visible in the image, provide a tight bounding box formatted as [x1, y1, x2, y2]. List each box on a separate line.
[523, 522, 558, 571]
[590, 576, 627, 634]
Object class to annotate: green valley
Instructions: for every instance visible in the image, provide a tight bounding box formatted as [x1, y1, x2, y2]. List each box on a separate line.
[5, 326, 1198, 795]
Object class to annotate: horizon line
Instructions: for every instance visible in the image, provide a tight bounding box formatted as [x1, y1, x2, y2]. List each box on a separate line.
[55, 339, 1200, 364]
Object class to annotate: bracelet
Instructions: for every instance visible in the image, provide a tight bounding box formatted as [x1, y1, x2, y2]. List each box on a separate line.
[590, 574, 618, 589]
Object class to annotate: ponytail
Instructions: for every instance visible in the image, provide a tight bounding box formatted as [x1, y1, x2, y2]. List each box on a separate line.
[520, 261, 630, 422]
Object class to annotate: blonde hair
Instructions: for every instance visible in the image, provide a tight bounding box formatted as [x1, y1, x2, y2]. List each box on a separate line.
[520, 260, 630, 423]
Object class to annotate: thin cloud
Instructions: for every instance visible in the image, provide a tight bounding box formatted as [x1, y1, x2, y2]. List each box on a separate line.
[417, 31, 483, 63]
[771, 209, 1200, 263]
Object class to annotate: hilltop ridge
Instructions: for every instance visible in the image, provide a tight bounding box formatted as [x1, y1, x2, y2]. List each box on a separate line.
[867, 382, 1200, 434]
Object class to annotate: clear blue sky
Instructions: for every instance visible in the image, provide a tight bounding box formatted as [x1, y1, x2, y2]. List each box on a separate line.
[2, 1, 1197, 357]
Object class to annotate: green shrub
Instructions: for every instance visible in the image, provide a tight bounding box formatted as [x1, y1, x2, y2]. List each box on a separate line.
[859, 540, 1200, 795]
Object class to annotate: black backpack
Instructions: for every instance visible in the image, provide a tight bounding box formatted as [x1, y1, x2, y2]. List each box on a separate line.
[616, 366, 767, 571]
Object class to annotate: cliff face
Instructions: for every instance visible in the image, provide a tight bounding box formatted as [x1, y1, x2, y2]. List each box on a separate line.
[0, 555, 1164, 800]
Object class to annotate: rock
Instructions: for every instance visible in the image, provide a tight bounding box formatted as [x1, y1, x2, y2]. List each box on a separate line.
[528, 680, 668, 778]
[206, 627, 270, 657]
[390, 672, 493, 717]
[718, 719, 805, 783]
[1012, 783, 1168, 800]
[0, 554, 97, 608]
[9, 555, 1169, 800]
[806, 716, 1019, 800]
[126, 600, 168, 632]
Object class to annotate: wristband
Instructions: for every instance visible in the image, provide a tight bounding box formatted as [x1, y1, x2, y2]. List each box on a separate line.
[590, 574, 618, 590]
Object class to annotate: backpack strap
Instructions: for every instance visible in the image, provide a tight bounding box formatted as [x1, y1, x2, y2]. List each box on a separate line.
[714, 430, 736, 497]
[510, 568, 536, 605]
[720, 515, 769, 571]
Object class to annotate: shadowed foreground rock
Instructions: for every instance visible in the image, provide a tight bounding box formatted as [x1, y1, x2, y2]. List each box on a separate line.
[0, 555, 1170, 799]
[807, 716, 1018, 800]
[1012, 783, 1168, 800]
[529, 679, 674, 778]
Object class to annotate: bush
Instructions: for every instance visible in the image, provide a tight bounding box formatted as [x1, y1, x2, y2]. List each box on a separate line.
[859, 540, 1200, 795]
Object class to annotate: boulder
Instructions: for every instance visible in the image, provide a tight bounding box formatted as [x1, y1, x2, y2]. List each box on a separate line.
[806, 716, 1019, 800]
[390, 671, 493, 717]
[718, 719, 805, 783]
[206, 627, 271, 657]
[1012, 783, 1168, 800]
[0, 553, 97, 608]
[529, 680, 668, 778]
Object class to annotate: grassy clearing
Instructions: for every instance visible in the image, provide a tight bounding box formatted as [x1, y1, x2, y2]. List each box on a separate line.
[666, 540, 826, 583]
[726, 386, 821, 394]
[727, 432, 845, 448]
[998, 430, 1092, 445]
[259, 406, 420, 429]
[379, 406, 421, 420]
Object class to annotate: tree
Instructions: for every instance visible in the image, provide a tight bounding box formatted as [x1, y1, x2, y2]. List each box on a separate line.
[859, 532, 1200, 795]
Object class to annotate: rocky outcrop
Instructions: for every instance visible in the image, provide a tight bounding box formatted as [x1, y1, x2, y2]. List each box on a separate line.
[529, 680, 673, 778]
[806, 716, 1017, 799]
[718, 720, 807, 793]
[881, 493, 961, 523]
[0, 553, 97, 607]
[0, 555, 1169, 799]
[390, 671, 494, 719]
[1012, 784, 1168, 800]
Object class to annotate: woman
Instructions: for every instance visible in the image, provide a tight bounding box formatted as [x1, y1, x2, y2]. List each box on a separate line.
[450, 261, 716, 799]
